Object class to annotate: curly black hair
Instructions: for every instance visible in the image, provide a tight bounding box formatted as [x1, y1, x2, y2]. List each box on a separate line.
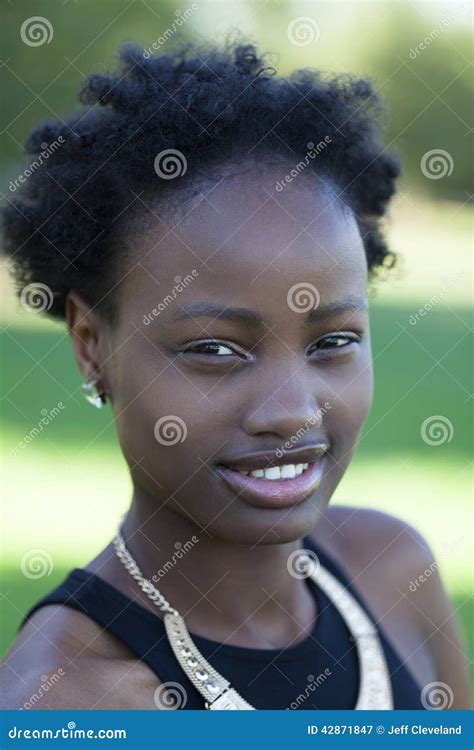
[2, 40, 401, 322]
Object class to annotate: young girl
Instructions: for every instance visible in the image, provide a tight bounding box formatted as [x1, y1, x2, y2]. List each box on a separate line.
[1, 41, 470, 710]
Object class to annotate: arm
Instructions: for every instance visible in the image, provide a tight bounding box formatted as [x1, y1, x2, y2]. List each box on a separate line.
[407, 528, 472, 709]
[0, 605, 162, 710]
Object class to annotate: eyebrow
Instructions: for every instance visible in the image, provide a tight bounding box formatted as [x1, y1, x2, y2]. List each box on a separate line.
[170, 296, 368, 327]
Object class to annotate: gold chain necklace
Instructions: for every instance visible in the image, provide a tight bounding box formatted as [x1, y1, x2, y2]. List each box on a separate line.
[113, 530, 393, 710]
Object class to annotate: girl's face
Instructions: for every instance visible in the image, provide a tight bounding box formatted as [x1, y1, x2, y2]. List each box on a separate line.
[106, 162, 373, 544]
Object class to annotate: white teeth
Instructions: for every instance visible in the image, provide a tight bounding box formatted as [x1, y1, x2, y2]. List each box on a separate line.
[263, 466, 281, 480]
[236, 462, 311, 481]
[280, 464, 296, 479]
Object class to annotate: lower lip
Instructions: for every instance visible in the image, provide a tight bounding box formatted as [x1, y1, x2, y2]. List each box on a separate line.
[215, 457, 327, 510]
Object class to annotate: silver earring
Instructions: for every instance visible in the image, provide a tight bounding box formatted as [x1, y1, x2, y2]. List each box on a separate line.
[81, 379, 107, 408]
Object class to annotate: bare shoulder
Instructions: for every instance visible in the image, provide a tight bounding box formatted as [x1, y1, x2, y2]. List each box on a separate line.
[0, 604, 161, 710]
[311, 505, 472, 708]
[313, 505, 432, 576]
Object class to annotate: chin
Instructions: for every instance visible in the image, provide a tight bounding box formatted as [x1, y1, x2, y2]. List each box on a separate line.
[198, 492, 330, 547]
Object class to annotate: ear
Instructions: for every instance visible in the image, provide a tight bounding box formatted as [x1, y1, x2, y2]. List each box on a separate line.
[65, 290, 111, 397]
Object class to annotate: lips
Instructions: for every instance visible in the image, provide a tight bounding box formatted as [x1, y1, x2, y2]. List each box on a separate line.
[215, 446, 328, 509]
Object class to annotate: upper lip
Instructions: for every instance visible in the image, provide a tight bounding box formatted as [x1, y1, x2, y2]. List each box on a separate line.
[218, 443, 329, 472]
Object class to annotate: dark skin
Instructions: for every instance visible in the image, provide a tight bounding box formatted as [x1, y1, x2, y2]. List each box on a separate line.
[0, 161, 471, 709]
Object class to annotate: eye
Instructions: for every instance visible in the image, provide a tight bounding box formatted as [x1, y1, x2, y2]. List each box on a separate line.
[180, 340, 247, 358]
[308, 332, 361, 356]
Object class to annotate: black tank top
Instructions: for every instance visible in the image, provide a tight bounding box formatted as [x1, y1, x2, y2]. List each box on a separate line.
[21, 535, 424, 709]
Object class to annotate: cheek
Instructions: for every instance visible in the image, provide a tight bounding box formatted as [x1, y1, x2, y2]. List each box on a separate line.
[326, 346, 374, 459]
[110, 345, 226, 490]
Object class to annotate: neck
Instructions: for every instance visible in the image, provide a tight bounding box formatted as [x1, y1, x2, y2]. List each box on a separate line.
[120, 492, 317, 649]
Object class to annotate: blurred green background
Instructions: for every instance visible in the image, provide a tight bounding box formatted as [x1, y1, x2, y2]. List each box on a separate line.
[1, 0, 472, 686]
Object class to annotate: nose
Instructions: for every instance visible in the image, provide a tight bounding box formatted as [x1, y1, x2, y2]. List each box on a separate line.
[241, 364, 327, 441]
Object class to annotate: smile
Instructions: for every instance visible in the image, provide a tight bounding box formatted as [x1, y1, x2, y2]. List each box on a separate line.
[234, 462, 310, 480]
[215, 455, 327, 510]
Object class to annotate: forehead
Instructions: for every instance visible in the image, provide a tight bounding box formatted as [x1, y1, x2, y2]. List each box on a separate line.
[119, 162, 368, 320]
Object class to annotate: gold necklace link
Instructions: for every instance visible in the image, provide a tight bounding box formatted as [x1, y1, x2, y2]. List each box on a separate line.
[113, 531, 393, 710]
[113, 531, 179, 617]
